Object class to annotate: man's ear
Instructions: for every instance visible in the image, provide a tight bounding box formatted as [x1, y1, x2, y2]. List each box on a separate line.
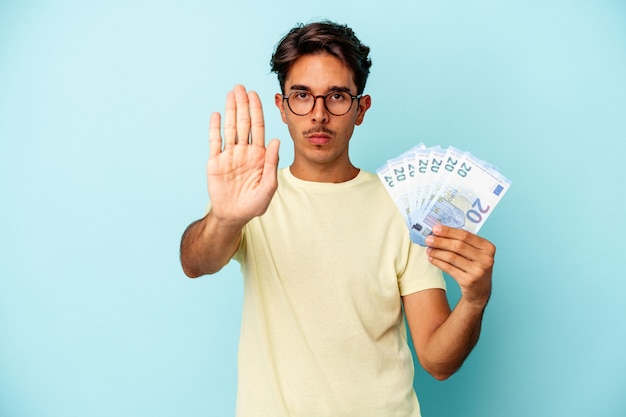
[275, 93, 288, 124]
[355, 95, 372, 126]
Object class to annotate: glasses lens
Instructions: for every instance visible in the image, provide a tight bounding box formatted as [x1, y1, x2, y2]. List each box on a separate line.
[324, 92, 352, 116]
[286, 91, 355, 116]
[287, 92, 314, 115]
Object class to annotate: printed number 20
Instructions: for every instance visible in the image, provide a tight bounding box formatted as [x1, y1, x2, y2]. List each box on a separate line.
[466, 198, 490, 224]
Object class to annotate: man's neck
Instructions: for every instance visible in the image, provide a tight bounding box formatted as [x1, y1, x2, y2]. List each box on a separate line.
[289, 163, 360, 183]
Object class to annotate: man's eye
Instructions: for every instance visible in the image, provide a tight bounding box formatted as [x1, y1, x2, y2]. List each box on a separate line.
[294, 92, 310, 100]
[329, 93, 346, 101]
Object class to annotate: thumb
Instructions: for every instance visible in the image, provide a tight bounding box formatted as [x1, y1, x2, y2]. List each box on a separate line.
[261, 138, 280, 188]
[264, 139, 280, 171]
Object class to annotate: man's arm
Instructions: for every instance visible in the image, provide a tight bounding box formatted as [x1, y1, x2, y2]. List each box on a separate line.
[180, 213, 244, 277]
[403, 224, 494, 380]
[180, 85, 280, 278]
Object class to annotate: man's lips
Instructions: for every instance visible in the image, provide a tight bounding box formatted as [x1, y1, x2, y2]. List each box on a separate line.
[304, 129, 334, 145]
[307, 134, 331, 145]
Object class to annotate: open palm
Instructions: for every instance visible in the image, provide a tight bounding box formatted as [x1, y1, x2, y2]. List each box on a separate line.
[206, 85, 280, 225]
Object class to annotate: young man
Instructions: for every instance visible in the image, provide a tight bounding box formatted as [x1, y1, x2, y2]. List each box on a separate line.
[180, 21, 495, 417]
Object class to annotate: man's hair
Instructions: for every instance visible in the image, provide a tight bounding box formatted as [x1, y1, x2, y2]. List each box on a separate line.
[270, 21, 372, 95]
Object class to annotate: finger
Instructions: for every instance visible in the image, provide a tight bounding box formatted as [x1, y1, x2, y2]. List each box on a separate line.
[431, 224, 495, 253]
[426, 230, 495, 275]
[428, 251, 492, 307]
[427, 245, 493, 298]
[426, 228, 494, 268]
[248, 90, 265, 147]
[234, 84, 251, 145]
[259, 138, 280, 192]
[427, 245, 478, 274]
[427, 253, 469, 279]
[223, 90, 236, 149]
[264, 139, 280, 172]
[208, 112, 222, 158]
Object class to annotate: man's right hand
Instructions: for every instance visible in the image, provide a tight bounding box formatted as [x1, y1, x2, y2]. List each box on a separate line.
[207, 84, 280, 226]
[180, 85, 280, 277]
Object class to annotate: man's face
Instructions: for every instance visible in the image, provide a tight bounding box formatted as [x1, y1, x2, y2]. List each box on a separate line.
[275, 53, 371, 176]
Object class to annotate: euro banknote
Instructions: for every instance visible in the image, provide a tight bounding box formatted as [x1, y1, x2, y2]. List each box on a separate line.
[376, 144, 511, 245]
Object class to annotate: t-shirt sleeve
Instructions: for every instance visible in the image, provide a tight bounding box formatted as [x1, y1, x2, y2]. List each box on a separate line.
[397, 242, 446, 296]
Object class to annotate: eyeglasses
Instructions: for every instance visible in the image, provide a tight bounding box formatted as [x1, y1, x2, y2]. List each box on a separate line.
[282, 91, 362, 116]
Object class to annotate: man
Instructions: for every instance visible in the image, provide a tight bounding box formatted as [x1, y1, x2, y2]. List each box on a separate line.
[180, 21, 495, 417]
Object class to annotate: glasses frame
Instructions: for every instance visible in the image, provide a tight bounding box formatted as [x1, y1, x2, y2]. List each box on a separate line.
[281, 91, 363, 116]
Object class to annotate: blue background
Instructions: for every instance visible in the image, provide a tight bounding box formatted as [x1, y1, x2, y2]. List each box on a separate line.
[2, 1, 625, 416]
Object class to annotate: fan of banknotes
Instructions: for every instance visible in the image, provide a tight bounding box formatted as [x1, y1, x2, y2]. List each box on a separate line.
[376, 144, 511, 246]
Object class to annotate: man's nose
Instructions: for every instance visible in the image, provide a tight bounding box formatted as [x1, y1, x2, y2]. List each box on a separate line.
[311, 96, 329, 123]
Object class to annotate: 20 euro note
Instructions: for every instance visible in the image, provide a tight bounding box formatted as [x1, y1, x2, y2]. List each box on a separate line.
[409, 153, 512, 245]
[376, 144, 425, 228]
[377, 144, 512, 246]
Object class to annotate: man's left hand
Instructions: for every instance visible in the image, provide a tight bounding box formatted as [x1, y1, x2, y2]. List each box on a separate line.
[425, 224, 495, 308]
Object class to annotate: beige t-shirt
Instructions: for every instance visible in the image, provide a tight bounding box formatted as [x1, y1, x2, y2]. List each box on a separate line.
[233, 168, 445, 417]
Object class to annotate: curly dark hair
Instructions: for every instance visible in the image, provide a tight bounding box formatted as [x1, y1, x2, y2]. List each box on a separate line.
[270, 21, 372, 95]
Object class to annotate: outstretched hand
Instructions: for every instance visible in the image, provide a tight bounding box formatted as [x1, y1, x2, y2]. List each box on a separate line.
[207, 84, 280, 226]
[425, 225, 495, 308]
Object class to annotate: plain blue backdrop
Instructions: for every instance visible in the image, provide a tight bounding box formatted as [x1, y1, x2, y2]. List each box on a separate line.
[1, 1, 625, 416]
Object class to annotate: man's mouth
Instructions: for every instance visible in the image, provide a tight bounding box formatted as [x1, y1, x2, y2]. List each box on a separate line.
[304, 128, 334, 145]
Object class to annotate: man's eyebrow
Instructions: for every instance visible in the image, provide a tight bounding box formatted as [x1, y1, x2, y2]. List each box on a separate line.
[288, 84, 353, 93]
[289, 84, 311, 92]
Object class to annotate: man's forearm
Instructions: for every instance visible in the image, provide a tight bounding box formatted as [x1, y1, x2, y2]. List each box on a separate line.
[179, 213, 243, 277]
[419, 298, 487, 380]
